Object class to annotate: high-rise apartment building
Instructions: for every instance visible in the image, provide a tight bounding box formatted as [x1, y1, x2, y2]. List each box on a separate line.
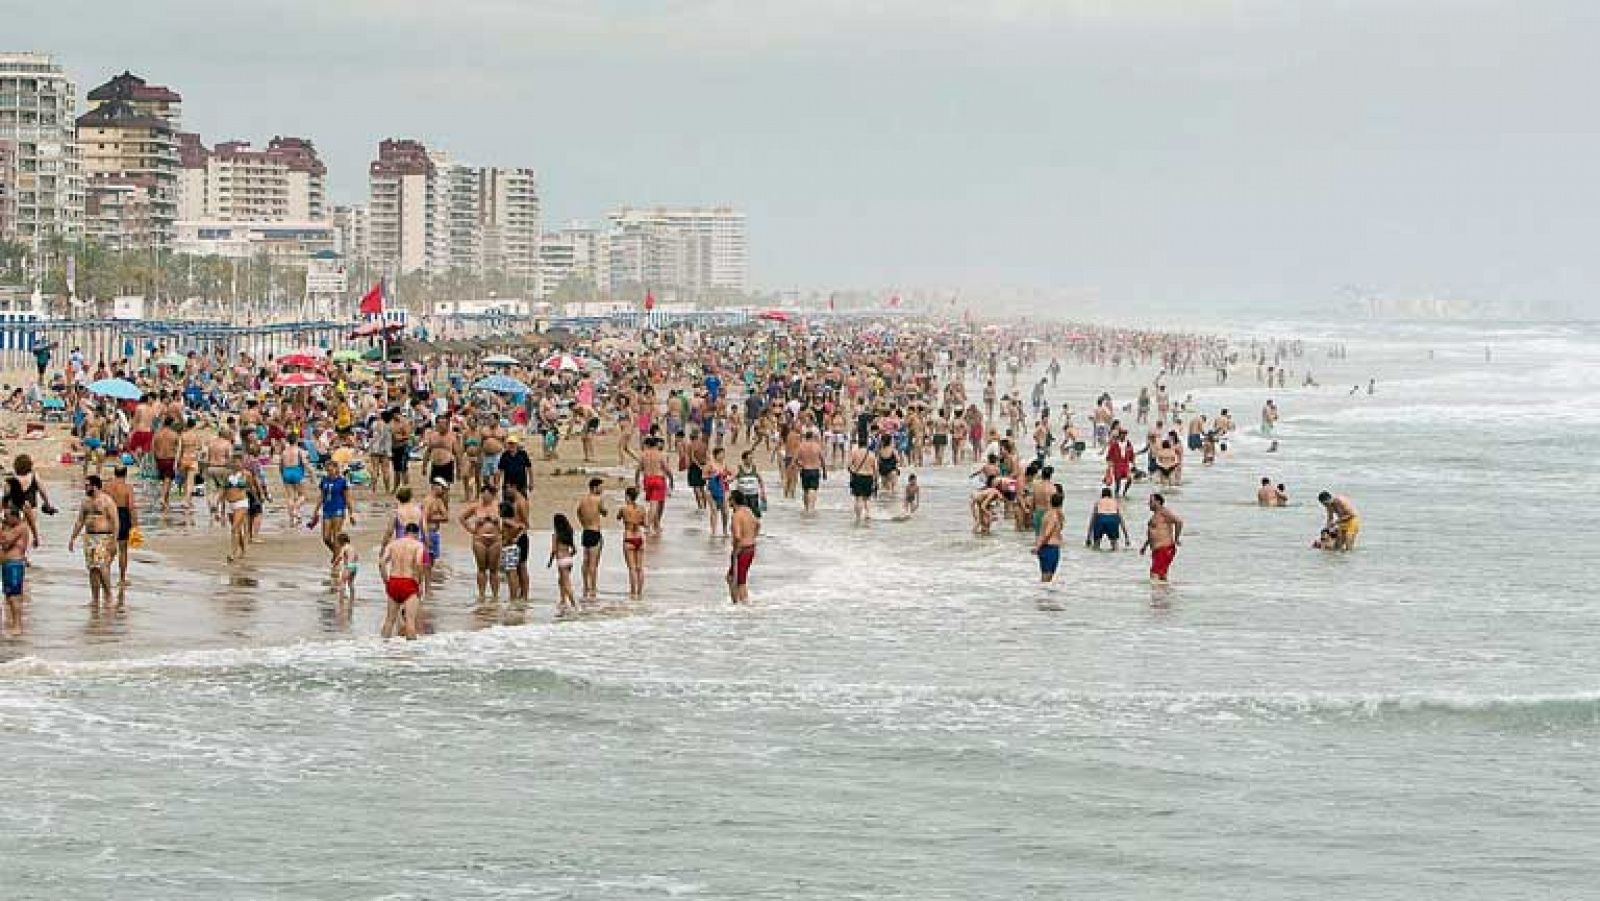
[605, 206, 747, 298]
[192, 136, 327, 222]
[366, 139, 540, 280]
[480, 167, 540, 281]
[332, 205, 370, 266]
[538, 223, 603, 300]
[0, 139, 15, 238]
[76, 71, 182, 248]
[175, 131, 208, 221]
[367, 138, 434, 275]
[86, 70, 182, 130]
[0, 52, 82, 242]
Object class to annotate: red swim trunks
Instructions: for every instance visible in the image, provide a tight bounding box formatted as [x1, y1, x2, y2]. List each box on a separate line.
[1150, 544, 1177, 580]
[385, 576, 419, 603]
[155, 458, 176, 480]
[127, 430, 153, 454]
[643, 474, 668, 503]
[728, 546, 755, 586]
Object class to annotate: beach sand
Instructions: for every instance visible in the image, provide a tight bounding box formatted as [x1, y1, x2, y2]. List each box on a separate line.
[0, 418, 674, 663]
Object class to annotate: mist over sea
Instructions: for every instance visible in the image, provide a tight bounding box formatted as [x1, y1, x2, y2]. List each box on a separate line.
[2, 319, 1595, 900]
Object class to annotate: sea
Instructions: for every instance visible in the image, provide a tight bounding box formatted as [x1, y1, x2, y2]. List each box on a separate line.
[1, 320, 1596, 900]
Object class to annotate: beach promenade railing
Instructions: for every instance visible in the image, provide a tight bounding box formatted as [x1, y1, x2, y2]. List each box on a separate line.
[0, 318, 359, 379]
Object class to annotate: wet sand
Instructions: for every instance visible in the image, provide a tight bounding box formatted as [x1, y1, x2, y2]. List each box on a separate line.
[0, 427, 683, 663]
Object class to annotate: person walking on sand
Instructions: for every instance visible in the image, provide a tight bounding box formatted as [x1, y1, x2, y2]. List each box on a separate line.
[103, 465, 138, 587]
[317, 461, 355, 564]
[68, 475, 119, 608]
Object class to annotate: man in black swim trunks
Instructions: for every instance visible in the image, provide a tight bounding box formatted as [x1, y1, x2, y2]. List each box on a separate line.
[575, 478, 607, 603]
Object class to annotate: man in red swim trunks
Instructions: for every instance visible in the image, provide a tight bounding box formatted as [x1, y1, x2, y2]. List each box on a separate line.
[379, 521, 426, 639]
[636, 435, 672, 535]
[726, 490, 759, 604]
[1140, 492, 1183, 583]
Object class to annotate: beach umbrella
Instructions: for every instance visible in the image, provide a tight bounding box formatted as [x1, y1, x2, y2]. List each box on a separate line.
[156, 352, 188, 369]
[473, 374, 531, 395]
[540, 352, 581, 372]
[279, 352, 324, 369]
[362, 347, 384, 361]
[88, 378, 143, 401]
[275, 372, 332, 388]
[483, 353, 520, 367]
[756, 309, 790, 322]
[331, 349, 362, 363]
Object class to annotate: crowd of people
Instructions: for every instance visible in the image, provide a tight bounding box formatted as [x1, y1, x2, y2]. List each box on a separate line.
[0, 318, 1360, 636]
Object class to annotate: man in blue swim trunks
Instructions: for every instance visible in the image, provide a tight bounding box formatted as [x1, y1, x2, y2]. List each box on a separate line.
[1033, 491, 1064, 583]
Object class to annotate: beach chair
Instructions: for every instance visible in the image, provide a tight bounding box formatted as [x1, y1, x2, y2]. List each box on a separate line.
[40, 397, 67, 424]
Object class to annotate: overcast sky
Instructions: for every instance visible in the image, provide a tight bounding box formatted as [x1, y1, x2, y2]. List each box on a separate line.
[13, 0, 1599, 313]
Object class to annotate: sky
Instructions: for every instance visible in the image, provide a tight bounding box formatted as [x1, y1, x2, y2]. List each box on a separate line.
[11, 0, 1600, 315]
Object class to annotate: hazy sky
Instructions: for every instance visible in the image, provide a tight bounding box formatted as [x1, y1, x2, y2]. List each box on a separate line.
[13, 0, 1600, 311]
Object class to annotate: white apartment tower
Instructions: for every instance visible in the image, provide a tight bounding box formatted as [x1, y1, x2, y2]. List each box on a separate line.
[605, 206, 747, 299]
[0, 52, 82, 242]
[367, 138, 434, 276]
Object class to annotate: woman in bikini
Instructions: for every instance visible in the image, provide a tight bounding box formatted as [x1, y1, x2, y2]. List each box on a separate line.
[618, 486, 647, 599]
[549, 513, 578, 616]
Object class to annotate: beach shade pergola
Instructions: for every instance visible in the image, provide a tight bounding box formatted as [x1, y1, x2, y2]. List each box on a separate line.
[472, 374, 531, 395]
[88, 378, 143, 401]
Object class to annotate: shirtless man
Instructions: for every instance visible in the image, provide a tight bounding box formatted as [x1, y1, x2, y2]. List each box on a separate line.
[727, 490, 759, 604]
[177, 421, 203, 508]
[685, 429, 711, 512]
[103, 465, 138, 587]
[1317, 490, 1360, 550]
[794, 429, 827, 512]
[152, 420, 181, 511]
[478, 416, 506, 499]
[1139, 493, 1184, 583]
[1257, 477, 1288, 507]
[423, 478, 450, 582]
[575, 478, 608, 603]
[846, 437, 877, 524]
[68, 475, 120, 607]
[379, 522, 426, 640]
[0, 507, 31, 633]
[1033, 492, 1064, 583]
[636, 436, 671, 535]
[204, 427, 235, 518]
[127, 398, 157, 468]
[1086, 487, 1132, 550]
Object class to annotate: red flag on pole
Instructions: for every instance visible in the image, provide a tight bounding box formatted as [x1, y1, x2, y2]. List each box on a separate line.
[359, 281, 384, 316]
[643, 289, 656, 312]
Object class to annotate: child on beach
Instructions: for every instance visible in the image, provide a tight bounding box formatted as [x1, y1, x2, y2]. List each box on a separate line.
[333, 533, 358, 604]
[903, 473, 920, 516]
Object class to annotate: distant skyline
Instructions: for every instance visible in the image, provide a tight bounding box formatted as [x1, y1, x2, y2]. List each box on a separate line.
[11, 0, 1599, 314]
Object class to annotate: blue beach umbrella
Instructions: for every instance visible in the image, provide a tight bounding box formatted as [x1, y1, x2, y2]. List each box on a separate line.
[472, 374, 531, 395]
[87, 378, 143, 401]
